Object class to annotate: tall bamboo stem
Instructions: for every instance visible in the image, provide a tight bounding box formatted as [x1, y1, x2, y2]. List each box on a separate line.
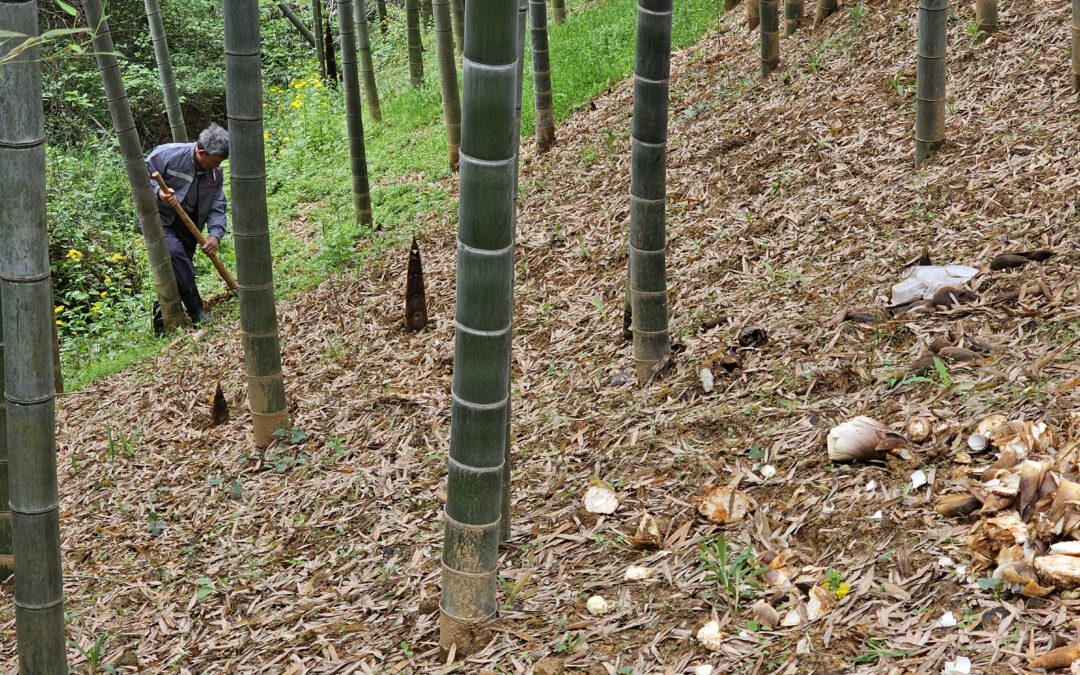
[552, 0, 565, 23]
[784, 0, 803, 34]
[279, 1, 318, 46]
[224, 0, 291, 448]
[376, 0, 387, 33]
[422, 0, 433, 26]
[747, 0, 759, 31]
[451, 0, 464, 53]
[338, 0, 374, 225]
[313, 0, 326, 76]
[629, 0, 672, 385]
[0, 2, 68, 669]
[0, 287, 8, 579]
[760, 0, 779, 76]
[353, 0, 381, 121]
[975, 0, 996, 36]
[406, 0, 424, 86]
[530, 0, 556, 152]
[1072, 0, 1079, 92]
[144, 0, 188, 142]
[813, 0, 835, 27]
[915, 0, 947, 167]
[85, 0, 186, 332]
[434, 0, 461, 168]
[439, 0, 515, 654]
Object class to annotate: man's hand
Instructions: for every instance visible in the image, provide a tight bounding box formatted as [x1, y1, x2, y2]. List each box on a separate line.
[158, 186, 178, 208]
[202, 236, 220, 256]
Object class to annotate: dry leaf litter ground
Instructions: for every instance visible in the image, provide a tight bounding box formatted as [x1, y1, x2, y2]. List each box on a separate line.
[4, 0, 1080, 672]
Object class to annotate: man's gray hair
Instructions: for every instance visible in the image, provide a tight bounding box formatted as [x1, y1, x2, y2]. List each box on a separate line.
[197, 123, 229, 158]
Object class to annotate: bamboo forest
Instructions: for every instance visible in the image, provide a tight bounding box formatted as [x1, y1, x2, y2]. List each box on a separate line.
[2, 0, 1080, 670]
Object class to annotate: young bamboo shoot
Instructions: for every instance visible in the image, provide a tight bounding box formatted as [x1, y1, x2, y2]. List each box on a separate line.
[405, 236, 429, 331]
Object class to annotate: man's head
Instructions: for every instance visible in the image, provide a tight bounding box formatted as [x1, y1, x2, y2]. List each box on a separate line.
[195, 123, 229, 171]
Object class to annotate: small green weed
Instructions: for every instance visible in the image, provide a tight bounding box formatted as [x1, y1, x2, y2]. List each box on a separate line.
[698, 534, 764, 609]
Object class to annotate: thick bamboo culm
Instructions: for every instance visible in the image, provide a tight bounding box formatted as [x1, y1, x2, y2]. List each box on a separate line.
[312, 0, 326, 76]
[406, 0, 424, 86]
[530, 0, 556, 152]
[747, 0, 759, 31]
[629, 0, 672, 385]
[915, 0, 947, 167]
[144, 0, 188, 142]
[975, 0, 997, 36]
[552, 0, 566, 22]
[813, 0, 835, 27]
[440, 0, 516, 654]
[433, 0, 461, 168]
[337, 0, 375, 225]
[784, 0, 803, 35]
[0, 287, 8, 579]
[279, 2, 317, 46]
[376, 0, 388, 32]
[224, 0, 291, 448]
[85, 0, 186, 332]
[760, 0, 779, 76]
[451, 0, 465, 53]
[353, 0, 382, 121]
[1072, 0, 1079, 92]
[0, 3, 69, 670]
[500, 0, 526, 546]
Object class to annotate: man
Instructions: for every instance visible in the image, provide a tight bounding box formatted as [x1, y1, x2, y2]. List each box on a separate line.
[146, 123, 229, 330]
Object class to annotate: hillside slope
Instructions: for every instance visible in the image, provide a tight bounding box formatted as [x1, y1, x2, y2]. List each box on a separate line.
[3, 0, 1080, 672]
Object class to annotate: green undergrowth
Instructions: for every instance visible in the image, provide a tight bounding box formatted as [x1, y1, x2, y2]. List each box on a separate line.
[60, 0, 724, 389]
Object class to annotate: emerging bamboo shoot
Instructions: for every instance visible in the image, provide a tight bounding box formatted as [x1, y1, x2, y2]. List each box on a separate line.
[405, 236, 429, 331]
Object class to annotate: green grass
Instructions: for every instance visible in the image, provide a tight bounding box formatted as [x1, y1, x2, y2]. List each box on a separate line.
[61, 0, 723, 388]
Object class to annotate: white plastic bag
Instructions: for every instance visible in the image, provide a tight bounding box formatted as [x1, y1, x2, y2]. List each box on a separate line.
[891, 265, 978, 306]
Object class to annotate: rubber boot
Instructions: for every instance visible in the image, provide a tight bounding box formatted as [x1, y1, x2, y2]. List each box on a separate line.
[152, 300, 164, 335]
[178, 285, 210, 325]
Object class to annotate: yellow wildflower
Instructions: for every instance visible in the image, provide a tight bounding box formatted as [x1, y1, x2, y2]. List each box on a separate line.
[263, 132, 270, 140]
[314, 81, 324, 89]
[291, 98, 303, 108]
[834, 581, 851, 599]
[54, 305, 64, 314]
[109, 252, 124, 262]
[66, 248, 84, 262]
[104, 275, 112, 284]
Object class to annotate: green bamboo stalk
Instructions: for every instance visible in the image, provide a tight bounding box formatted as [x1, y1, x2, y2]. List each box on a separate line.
[0, 286, 8, 581]
[338, 0, 375, 225]
[313, 0, 326, 76]
[224, 0, 291, 448]
[0, 2, 68, 669]
[1072, 0, 1079, 91]
[278, 2, 317, 47]
[376, 0, 388, 33]
[352, 0, 382, 121]
[499, 0, 526, 546]
[975, 0, 996, 37]
[530, 0, 556, 152]
[406, 0, 424, 86]
[433, 0, 461, 168]
[747, 0, 759, 31]
[451, 0, 464, 53]
[85, 0, 186, 332]
[915, 0, 947, 167]
[552, 0, 565, 23]
[629, 0, 672, 385]
[784, 0, 803, 34]
[760, 0, 779, 77]
[813, 0, 835, 27]
[144, 0, 188, 142]
[440, 0, 515, 654]
[422, 0, 433, 26]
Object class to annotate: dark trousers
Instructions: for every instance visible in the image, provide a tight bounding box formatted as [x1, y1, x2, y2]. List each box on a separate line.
[164, 223, 197, 288]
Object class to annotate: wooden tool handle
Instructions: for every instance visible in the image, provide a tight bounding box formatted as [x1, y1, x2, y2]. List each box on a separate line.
[152, 171, 238, 291]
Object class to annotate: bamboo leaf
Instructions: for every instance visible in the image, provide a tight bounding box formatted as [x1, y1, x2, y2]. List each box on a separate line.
[54, 0, 77, 16]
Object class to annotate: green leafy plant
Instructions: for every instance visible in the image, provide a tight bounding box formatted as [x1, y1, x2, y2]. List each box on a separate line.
[698, 534, 765, 609]
[851, 637, 915, 664]
[555, 631, 586, 654]
[71, 632, 116, 674]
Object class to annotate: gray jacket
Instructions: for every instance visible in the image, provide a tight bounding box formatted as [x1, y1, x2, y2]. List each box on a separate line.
[145, 142, 228, 240]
